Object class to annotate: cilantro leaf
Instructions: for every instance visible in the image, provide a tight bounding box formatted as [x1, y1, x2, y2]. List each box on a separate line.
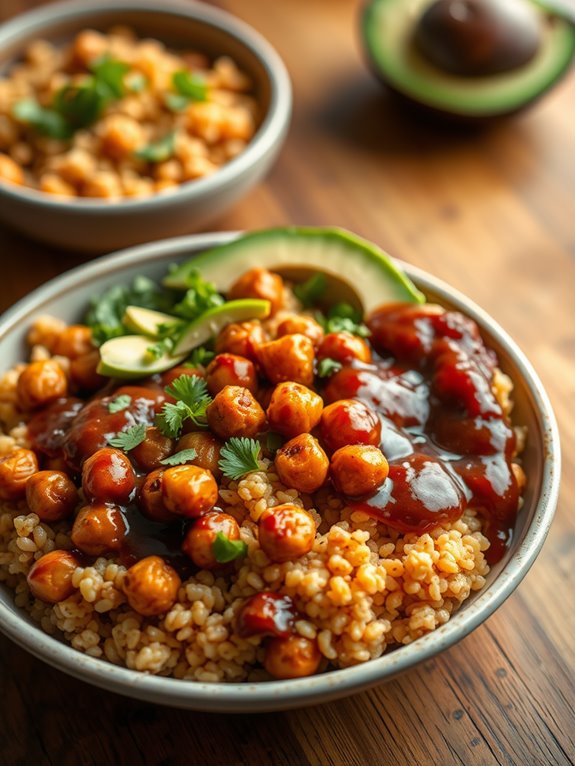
[212, 532, 247, 564]
[218, 437, 262, 480]
[294, 273, 327, 308]
[136, 132, 176, 163]
[317, 358, 343, 378]
[90, 57, 130, 100]
[316, 303, 370, 338]
[172, 270, 224, 321]
[12, 100, 73, 140]
[107, 423, 146, 451]
[160, 448, 198, 466]
[155, 400, 190, 439]
[155, 374, 213, 438]
[164, 93, 190, 112]
[53, 83, 106, 130]
[186, 346, 215, 367]
[163, 70, 208, 112]
[108, 394, 132, 413]
[165, 374, 209, 405]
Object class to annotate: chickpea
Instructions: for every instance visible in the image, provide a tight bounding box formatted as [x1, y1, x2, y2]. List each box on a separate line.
[0, 448, 38, 501]
[100, 114, 144, 159]
[176, 432, 223, 478]
[277, 315, 324, 347]
[258, 504, 316, 563]
[330, 445, 389, 496]
[0, 153, 24, 185]
[54, 325, 94, 359]
[228, 268, 284, 315]
[69, 351, 106, 391]
[131, 427, 174, 472]
[71, 504, 126, 556]
[71, 29, 108, 67]
[182, 511, 241, 569]
[257, 335, 315, 387]
[266, 381, 323, 438]
[274, 434, 329, 494]
[215, 320, 266, 361]
[264, 635, 322, 679]
[122, 555, 181, 616]
[317, 332, 372, 365]
[39, 174, 76, 198]
[82, 448, 136, 504]
[161, 465, 218, 518]
[319, 399, 381, 453]
[27, 550, 80, 604]
[26, 470, 78, 522]
[17, 359, 68, 411]
[206, 354, 257, 396]
[82, 171, 122, 199]
[139, 469, 176, 523]
[206, 385, 266, 439]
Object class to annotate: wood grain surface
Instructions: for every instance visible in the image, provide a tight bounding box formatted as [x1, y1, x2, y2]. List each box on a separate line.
[1, 1, 574, 764]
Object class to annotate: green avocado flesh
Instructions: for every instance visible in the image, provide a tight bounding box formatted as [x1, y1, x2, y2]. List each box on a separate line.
[164, 227, 425, 311]
[362, 0, 575, 117]
[97, 335, 186, 378]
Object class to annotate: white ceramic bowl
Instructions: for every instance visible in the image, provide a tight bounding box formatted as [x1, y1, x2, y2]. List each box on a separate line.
[0, 1, 291, 252]
[0, 232, 560, 711]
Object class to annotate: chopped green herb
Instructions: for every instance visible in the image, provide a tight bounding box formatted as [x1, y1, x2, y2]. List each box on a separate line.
[265, 431, 284, 456]
[218, 437, 262, 480]
[146, 336, 177, 361]
[316, 303, 370, 338]
[317, 358, 343, 378]
[212, 532, 248, 564]
[294, 273, 327, 308]
[186, 346, 216, 367]
[136, 132, 176, 163]
[53, 83, 105, 129]
[175, 69, 208, 100]
[107, 423, 147, 451]
[159, 448, 198, 466]
[107, 394, 132, 413]
[155, 374, 212, 438]
[90, 57, 130, 100]
[172, 270, 224, 322]
[127, 72, 148, 93]
[164, 93, 190, 112]
[12, 99, 73, 140]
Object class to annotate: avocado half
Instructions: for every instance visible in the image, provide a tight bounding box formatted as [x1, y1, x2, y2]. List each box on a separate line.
[361, 0, 575, 119]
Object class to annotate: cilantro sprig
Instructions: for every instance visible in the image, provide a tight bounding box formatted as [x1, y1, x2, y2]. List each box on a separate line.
[107, 423, 146, 451]
[218, 437, 262, 481]
[294, 273, 327, 308]
[108, 394, 132, 413]
[155, 374, 212, 438]
[317, 358, 343, 378]
[186, 346, 215, 368]
[212, 532, 247, 564]
[136, 131, 176, 163]
[171, 270, 224, 321]
[165, 70, 208, 112]
[160, 448, 198, 466]
[317, 302, 370, 338]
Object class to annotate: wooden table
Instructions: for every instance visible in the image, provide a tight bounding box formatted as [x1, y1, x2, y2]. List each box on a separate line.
[1, 1, 574, 764]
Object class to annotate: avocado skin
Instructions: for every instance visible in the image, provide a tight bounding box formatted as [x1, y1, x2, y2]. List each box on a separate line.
[360, 0, 575, 122]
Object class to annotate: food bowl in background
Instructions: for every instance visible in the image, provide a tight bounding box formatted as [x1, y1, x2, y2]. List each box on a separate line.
[0, 232, 560, 711]
[0, 1, 291, 252]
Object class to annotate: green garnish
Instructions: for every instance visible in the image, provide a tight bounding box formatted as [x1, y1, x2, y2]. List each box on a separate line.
[159, 448, 198, 466]
[127, 72, 148, 93]
[218, 437, 262, 480]
[212, 532, 248, 564]
[317, 358, 343, 378]
[155, 374, 212, 438]
[165, 70, 208, 112]
[265, 432, 284, 457]
[91, 57, 130, 100]
[12, 100, 72, 140]
[107, 394, 132, 413]
[294, 273, 327, 308]
[136, 132, 176, 163]
[317, 303, 370, 338]
[186, 346, 216, 367]
[107, 423, 146, 451]
[146, 336, 177, 361]
[172, 269, 224, 321]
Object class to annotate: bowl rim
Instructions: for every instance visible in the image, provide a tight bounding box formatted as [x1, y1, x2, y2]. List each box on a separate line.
[0, 231, 561, 711]
[0, 0, 292, 213]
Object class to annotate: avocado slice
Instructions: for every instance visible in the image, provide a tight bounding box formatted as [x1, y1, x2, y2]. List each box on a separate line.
[163, 227, 424, 311]
[362, 0, 575, 119]
[123, 306, 179, 337]
[97, 335, 187, 379]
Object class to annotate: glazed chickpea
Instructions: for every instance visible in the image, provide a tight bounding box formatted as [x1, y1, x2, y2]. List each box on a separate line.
[17, 359, 68, 411]
[206, 354, 257, 396]
[264, 635, 322, 679]
[319, 399, 381, 453]
[54, 325, 94, 359]
[26, 470, 78, 522]
[215, 320, 266, 361]
[274, 434, 329, 494]
[258, 504, 316, 563]
[228, 268, 284, 315]
[69, 351, 106, 391]
[0, 448, 38, 501]
[100, 114, 144, 159]
[182, 511, 242, 569]
[317, 332, 372, 365]
[122, 555, 181, 617]
[277, 315, 324, 347]
[82, 448, 136, 504]
[206, 385, 266, 439]
[139, 469, 175, 523]
[330, 445, 389, 496]
[161, 465, 218, 518]
[27, 550, 80, 604]
[257, 334, 315, 387]
[176, 432, 223, 478]
[266, 381, 323, 438]
[71, 504, 126, 557]
[131, 427, 175, 472]
[0, 153, 24, 185]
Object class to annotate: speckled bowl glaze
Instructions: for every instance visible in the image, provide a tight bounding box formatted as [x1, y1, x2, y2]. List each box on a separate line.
[0, 232, 560, 711]
[0, 1, 291, 252]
